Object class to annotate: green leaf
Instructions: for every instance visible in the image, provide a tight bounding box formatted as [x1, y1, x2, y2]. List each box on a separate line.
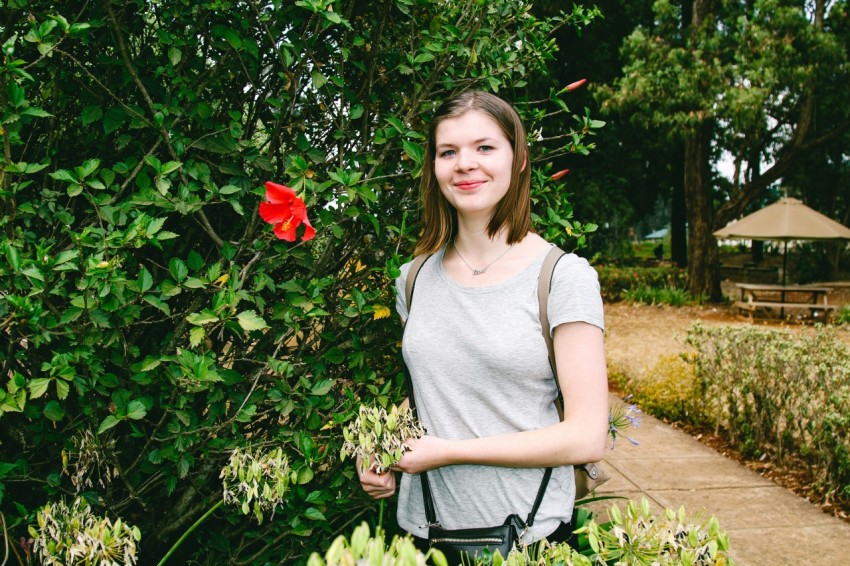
[127, 400, 147, 420]
[98, 415, 121, 434]
[402, 140, 424, 165]
[310, 379, 334, 396]
[43, 401, 65, 421]
[28, 378, 51, 399]
[81, 106, 104, 126]
[139, 356, 162, 371]
[88, 309, 111, 328]
[55, 379, 70, 400]
[54, 249, 79, 266]
[296, 466, 314, 484]
[236, 310, 269, 331]
[4, 244, 20, 270]
[143, 295, 171, 315]
[183, 277, 206, 289]
[303, 507, 326, 521]
[160, 161, 182, 175]
[187, 311, 219, 325]
[21, 266, 44, 281]
[234, 404, 256, 423]
[169, 258, 188, 282]
[59, 307, 83, 324]
[189, 326, 206, 347]
[219, 184, 242, 195]
[137, 267, 153, 293]
[21, 107, 51, 118]
[413, 52, 435, 64]
[168, 46, 182, 66]
[80, 158, 100, 178]
[311, 70, 327, 89]
[147, 217, 167, 236]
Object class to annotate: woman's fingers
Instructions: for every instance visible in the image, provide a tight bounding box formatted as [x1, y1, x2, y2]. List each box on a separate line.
[357, 457, 397, 499]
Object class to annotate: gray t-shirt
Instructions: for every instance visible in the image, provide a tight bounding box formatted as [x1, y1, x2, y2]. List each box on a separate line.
[394, 245, 604, 542]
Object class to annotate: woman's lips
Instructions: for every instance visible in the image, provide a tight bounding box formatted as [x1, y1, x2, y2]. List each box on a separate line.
[454, 180, 485, 191]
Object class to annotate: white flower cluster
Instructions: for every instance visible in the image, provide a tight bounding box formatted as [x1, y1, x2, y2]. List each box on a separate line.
[340, 404, 425, 474]
[30, 497, 141, 566]
[220, 446, 292, 524]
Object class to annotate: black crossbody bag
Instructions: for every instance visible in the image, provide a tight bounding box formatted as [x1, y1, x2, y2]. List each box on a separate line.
[400, 247, 605, 561]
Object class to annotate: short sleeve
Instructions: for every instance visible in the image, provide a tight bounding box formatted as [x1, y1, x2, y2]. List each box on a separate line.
[394, 260, 412, 323]
[547, 253, 604, 334]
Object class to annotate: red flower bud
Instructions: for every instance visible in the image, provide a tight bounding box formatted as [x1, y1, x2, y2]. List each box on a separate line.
[565, 79, 587, 92]
[551, 169, 570, 181]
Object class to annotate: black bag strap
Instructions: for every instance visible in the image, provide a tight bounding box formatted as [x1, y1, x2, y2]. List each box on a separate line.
[401, 249, 562, 530]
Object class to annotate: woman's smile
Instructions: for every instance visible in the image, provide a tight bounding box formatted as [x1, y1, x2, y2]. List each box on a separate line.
[454, 179, 487, 191]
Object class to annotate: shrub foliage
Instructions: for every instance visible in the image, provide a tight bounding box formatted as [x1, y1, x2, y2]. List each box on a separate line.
[0, 0, 601, 562]
[686, 323, 850, 504]
[594, 265, 688, 303]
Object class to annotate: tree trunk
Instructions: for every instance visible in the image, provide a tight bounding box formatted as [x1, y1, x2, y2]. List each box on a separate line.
[682, 0, 722, 301]
[671, 145, 688, 267]
[684, 120, 722, 301]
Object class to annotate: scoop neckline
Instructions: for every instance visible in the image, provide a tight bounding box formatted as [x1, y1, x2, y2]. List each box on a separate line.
[436, 244, 554, 292]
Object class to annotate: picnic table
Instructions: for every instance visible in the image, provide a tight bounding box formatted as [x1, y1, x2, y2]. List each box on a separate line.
[734, 282, 838, 321]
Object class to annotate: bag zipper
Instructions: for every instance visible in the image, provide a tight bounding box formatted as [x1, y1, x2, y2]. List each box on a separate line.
[430, 536, 504, 545]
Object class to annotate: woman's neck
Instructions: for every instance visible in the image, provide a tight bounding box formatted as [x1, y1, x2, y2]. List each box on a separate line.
[453, 222, 509, 256]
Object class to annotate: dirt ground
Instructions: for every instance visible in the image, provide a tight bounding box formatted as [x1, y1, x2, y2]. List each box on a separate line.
[603, 297, 850, 523]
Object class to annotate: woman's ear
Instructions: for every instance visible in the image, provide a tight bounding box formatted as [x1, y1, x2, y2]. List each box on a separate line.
[520, 152, 528, 172]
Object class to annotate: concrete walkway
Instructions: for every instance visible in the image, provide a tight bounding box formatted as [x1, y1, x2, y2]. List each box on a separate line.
[585, 395, 850, 565]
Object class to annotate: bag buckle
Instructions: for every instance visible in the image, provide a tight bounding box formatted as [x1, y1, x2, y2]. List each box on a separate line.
[518, 525, 530, 544]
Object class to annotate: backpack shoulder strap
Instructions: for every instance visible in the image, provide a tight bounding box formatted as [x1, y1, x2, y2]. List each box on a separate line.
[402, 253, 434, 327]
[538, 246, 566, 383]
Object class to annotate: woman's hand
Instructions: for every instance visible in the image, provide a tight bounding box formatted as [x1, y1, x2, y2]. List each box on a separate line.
[356, 455, 397, 499]
[391, 435, 452, 475]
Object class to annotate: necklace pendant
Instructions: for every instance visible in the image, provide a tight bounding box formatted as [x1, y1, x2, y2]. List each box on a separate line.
[472, 269, 486, 276]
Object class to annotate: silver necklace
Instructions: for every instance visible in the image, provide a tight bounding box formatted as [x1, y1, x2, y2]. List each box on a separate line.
[453, 242, 515, 276]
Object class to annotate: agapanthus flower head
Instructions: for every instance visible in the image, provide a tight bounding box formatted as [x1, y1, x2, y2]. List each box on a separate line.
[608, 395, 642, 449]
[258, 181, 315, 242]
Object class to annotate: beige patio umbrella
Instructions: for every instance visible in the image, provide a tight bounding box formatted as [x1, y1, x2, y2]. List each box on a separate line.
[714, 197, 850, 286]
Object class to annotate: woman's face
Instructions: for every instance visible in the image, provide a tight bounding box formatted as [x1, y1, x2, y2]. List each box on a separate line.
[433, 110, 514, 221]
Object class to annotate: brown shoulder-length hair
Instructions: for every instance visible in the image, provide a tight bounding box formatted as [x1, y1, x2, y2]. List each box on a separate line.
[414, 90, 533, 256]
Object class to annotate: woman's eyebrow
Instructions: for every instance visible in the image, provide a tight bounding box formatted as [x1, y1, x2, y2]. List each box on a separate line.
[436, 137, 496, 148]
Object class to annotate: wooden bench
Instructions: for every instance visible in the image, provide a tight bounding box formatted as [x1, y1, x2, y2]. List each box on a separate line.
[734, 300, 838, 322]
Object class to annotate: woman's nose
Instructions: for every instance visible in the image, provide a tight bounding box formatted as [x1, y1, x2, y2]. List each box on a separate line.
[454, 150, 478, 172]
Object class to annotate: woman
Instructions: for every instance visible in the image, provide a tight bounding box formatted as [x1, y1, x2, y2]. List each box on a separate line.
[359, 90, 608, 547]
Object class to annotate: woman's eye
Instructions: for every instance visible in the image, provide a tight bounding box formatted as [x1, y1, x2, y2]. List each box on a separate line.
[479, 145, 494, 152]
[439, 149, 455, 157]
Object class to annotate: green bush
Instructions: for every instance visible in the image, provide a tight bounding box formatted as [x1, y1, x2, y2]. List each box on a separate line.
[595, 265, 688, 303]
[0, 1, 602, 563]
[616, 354, 707, 424]
[621, 285, 702, 307]
[835, 306, 850, 326]
[686, 323, 850, 502]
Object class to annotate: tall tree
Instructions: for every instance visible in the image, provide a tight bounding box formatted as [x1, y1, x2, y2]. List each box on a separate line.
[598, 0, 850, 300]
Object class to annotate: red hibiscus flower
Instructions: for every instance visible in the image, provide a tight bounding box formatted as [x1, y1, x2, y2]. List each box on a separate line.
[258, 181, 315, 242]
